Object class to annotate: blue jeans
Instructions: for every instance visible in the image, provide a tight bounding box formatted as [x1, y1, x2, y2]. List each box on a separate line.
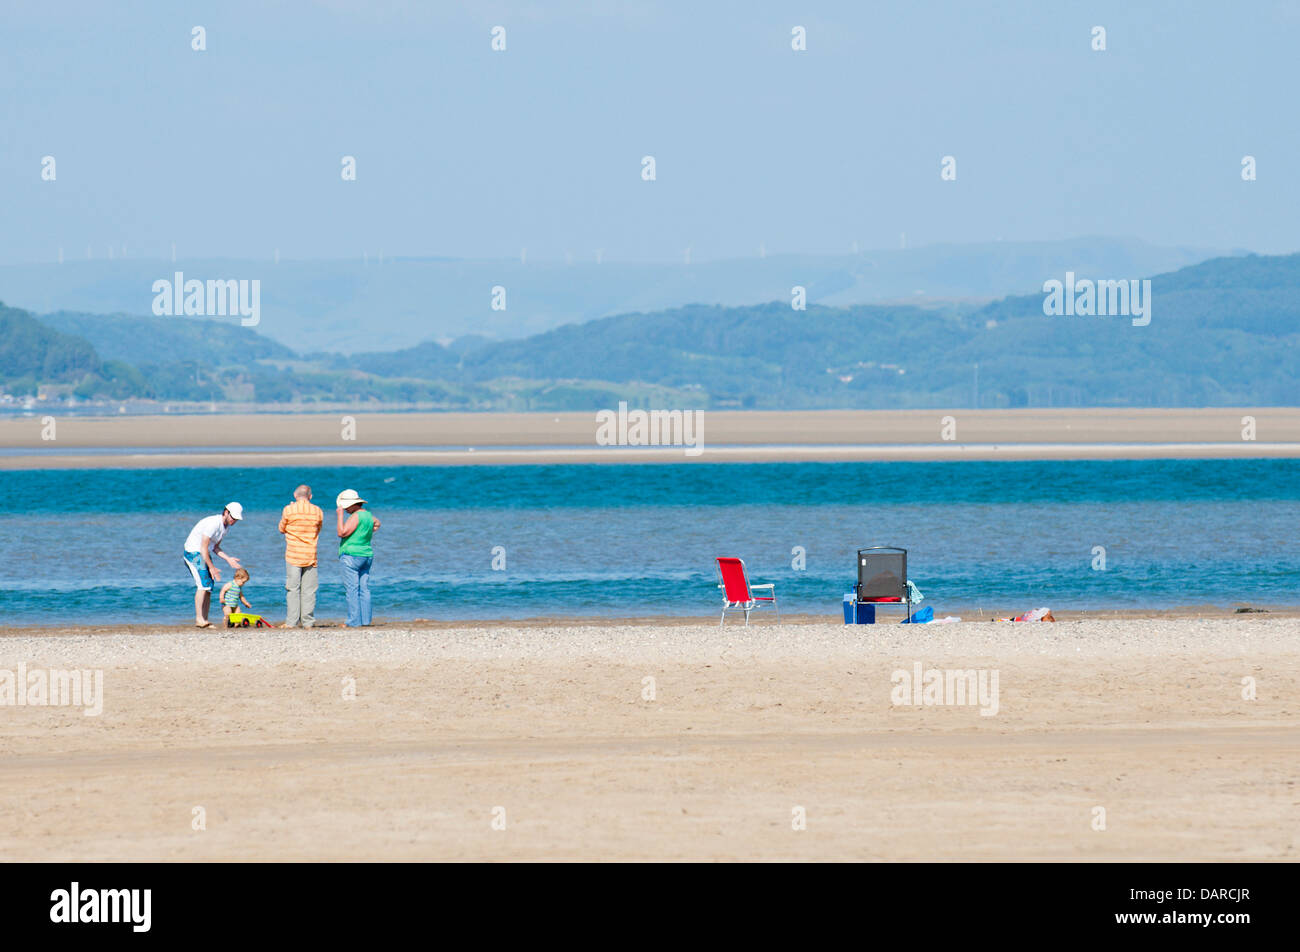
[339, 554, 373, 626]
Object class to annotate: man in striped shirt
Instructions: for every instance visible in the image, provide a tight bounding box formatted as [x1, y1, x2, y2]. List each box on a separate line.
[278, 484, 324, 627]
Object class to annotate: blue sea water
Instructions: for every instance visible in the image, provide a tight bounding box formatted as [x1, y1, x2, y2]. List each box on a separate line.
[1, 459, 1297, 625]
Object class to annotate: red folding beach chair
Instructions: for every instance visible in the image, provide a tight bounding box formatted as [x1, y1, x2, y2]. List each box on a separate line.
[715, 557, 779, 627]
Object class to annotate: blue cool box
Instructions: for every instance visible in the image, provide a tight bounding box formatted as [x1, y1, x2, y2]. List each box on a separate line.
[842, 594, 875, 624]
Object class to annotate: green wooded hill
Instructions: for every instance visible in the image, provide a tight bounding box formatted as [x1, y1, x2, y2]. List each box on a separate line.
[342, 252, 1300, 408]
[0, 304, 149, 399]
[0, 306, 98, 380]
[0, 237, 1227, 352]
[4, 252, 1299, 409]
[965, 252, 1300, 406]
[41, 310, 296, 365]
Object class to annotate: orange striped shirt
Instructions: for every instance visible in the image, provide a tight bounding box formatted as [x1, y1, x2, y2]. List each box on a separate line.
[279, 499, 324, 567]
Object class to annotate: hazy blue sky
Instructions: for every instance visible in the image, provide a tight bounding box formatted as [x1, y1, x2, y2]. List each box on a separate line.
[3, 0, 1297, 264]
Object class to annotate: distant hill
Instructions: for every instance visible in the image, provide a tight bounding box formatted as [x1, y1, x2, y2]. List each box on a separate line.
[6, 251, 1299, 410]
[964, 253, 1300, 406]
[0, 237, 1233, 352]
[40, 311, 297, 365]
[0, 302, 153, 400]
[324, 339, 461, 377]
[456, 301, 967, 407]
[0, 304, 100, 382]
[337, 252, 1300, 409]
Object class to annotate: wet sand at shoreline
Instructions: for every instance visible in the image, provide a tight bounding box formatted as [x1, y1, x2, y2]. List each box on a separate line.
[1, 407, 1298, 468]
[3, 605, 1297, 637]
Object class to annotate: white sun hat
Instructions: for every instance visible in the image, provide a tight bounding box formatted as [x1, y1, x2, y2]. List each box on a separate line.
[336, 489, 366, 508]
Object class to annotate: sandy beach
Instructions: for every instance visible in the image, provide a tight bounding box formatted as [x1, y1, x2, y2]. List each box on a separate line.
[2, 407, 1298, 468]
[1, 616, 1295, 862]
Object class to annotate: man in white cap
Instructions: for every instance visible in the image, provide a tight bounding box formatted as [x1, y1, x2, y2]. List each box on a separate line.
[183, 503, 244, 628]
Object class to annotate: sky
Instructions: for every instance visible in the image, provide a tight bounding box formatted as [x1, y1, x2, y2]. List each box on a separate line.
[2, 0, 1298, 265]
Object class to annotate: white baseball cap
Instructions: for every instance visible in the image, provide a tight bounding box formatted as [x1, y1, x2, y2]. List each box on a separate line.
[225, 502, 244, 520]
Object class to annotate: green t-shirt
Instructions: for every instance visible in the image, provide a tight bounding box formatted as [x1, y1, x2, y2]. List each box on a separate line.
[339, 509, 375, 557]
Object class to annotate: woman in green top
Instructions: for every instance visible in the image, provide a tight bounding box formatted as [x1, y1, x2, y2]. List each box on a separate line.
[336, 489, 381, 627]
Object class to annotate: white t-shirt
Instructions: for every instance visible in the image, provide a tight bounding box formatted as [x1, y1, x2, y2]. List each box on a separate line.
[185, 514, 228, 553]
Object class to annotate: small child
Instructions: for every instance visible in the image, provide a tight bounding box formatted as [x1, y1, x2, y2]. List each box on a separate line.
[220, 568, 252, 626]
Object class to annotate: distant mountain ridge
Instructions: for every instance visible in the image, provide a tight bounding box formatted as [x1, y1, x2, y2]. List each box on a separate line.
[0, 237, 1235, 353]
[41, 311, 296, 365]
[0, 308, 100, 381]
[3, 251, 1297, 410]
